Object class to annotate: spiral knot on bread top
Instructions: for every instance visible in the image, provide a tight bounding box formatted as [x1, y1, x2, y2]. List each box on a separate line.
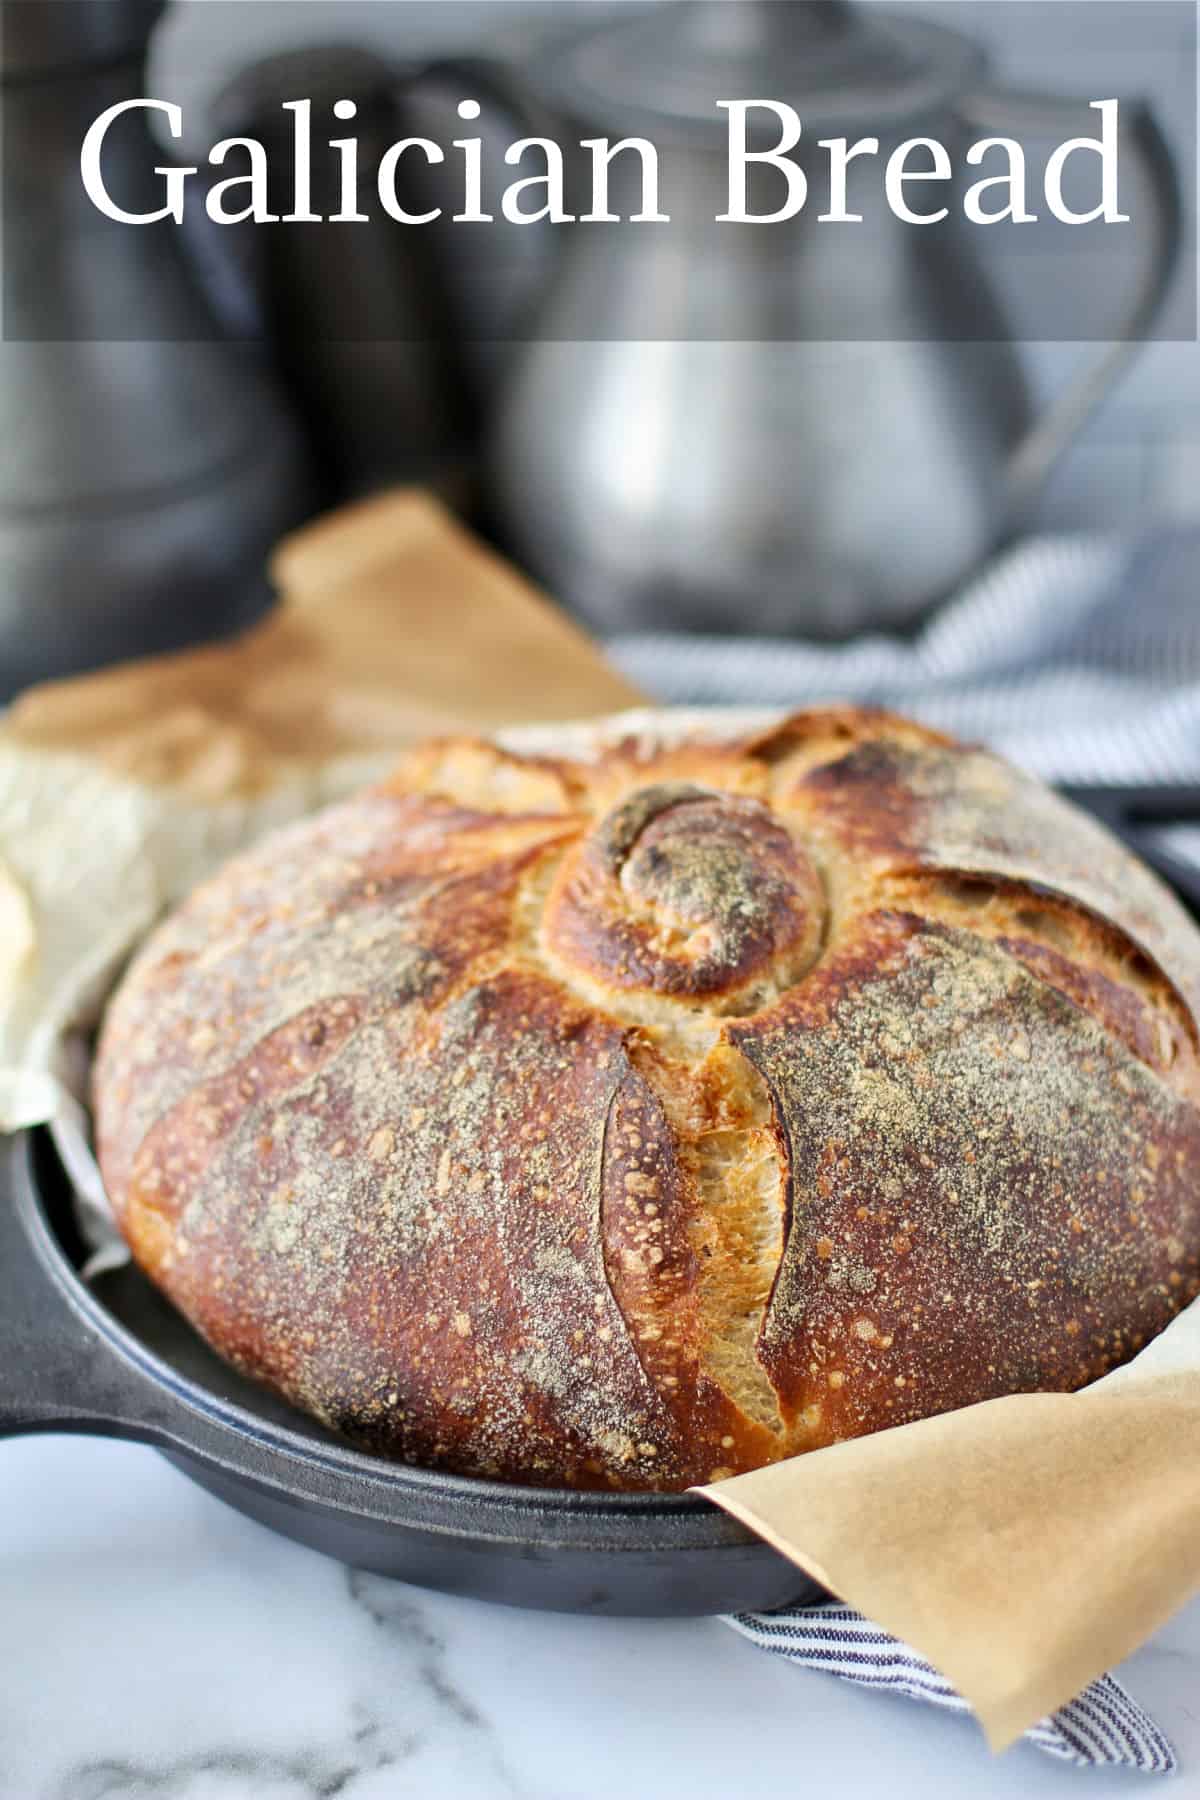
[543, 781, 827, 1007]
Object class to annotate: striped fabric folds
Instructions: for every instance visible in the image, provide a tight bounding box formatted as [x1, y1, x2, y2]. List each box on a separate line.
[723, 1604, 1177, 1773]
[610, 528, 1200, 791]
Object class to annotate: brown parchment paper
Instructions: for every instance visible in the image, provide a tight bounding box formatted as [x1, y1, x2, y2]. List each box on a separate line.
[701, 1320, 1200, 1749]
[0, 490, 639, 1105]
[1, 486, 1197, 1753]
[5, 488, 641, 798]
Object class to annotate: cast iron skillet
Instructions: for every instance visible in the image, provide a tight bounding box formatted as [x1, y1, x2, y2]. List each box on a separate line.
[0, 1130, 811, 1615]
[1, 786, 1197, 1616]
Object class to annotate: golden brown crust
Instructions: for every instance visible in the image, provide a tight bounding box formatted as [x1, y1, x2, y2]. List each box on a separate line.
[731, 910, 1200, 1443]
[781, 731, 1200, 1022]
[94, 710, 1200, 1490]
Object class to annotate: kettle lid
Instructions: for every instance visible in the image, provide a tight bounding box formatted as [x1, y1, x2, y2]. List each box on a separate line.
[0, 0, 165, 79]
[535, 0, 983, 140]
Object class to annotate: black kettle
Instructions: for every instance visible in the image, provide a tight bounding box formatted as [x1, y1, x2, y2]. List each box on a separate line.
[0, 0, 315, 697]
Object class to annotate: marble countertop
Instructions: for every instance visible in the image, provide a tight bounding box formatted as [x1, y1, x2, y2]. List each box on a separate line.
[3, 1433, 1198, 1800]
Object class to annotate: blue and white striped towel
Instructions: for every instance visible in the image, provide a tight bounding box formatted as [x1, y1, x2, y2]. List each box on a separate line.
[611, 526, 1200, 797]
[724, 1605, 1177, 1773]
[614, 529, 1200, 1772]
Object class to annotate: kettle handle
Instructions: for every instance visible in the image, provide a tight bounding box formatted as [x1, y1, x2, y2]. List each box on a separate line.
[956, 88, 1181, 519]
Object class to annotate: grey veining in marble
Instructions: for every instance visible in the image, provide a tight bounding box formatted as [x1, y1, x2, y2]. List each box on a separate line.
[2, 1435, 1197, 1800]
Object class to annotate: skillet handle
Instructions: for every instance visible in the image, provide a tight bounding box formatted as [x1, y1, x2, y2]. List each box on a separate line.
[1058, 785, 1200, 917]
[0, 1132, 193, 1443]
[0, 1133, 405, 1525]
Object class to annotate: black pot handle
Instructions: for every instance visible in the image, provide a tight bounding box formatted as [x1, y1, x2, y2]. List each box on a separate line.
[1059, 783, 1200, 916]
[0, 1134, 396, 1518]
[0, 1132, 202, 1445]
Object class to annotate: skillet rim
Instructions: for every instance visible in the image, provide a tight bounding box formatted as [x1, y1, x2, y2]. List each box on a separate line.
[7, 1128, 763, 1553]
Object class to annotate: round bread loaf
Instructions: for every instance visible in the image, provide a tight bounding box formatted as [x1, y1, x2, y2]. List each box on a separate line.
[93, 707, 1200, 1491]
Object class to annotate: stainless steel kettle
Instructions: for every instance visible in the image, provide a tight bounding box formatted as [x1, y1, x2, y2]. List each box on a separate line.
[486, 0, 1181, 637]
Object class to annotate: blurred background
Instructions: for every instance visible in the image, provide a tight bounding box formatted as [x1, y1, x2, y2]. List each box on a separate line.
[156, 0, 1199, 532]
[1, 0, 1196, 712]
